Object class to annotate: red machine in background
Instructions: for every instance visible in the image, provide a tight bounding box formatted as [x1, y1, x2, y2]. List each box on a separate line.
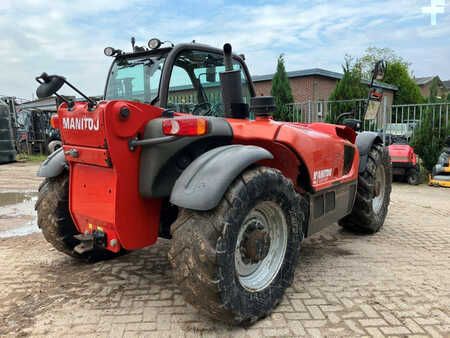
[388, 144, 420, 185]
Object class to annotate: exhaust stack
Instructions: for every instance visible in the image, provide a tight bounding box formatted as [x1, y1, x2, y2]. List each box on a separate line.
[219, 43, 248, 118]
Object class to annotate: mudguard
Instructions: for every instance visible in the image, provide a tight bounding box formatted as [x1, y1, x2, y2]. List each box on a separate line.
[170, 145, 273, 211]
[356, 132, 382, 173]
[37, 147, 68, 177]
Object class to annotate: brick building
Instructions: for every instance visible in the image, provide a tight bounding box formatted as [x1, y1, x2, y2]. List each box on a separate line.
[413, 76, 447, 99]
[252, 68, 397, 106]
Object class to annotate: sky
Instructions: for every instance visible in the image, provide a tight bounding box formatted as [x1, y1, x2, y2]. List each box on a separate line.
[0, 0, 449, 100]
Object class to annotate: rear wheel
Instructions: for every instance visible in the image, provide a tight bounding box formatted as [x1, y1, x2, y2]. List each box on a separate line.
[168, 167, 307, 325]
[35, 172, 125, 262]
[339, 144, 392, 233]
[407, 167, 420, 185]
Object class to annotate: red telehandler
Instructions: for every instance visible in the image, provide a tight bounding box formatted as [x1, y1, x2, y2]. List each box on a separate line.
[35, 39, 391, 324]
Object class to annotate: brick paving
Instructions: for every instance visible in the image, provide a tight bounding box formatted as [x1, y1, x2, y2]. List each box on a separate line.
[0, 163, 449, 337]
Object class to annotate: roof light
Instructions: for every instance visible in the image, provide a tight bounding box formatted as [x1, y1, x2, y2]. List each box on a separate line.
[148, 38, 162, 49]
[162, 118, 208, 136]
[104, 47, 123, 57]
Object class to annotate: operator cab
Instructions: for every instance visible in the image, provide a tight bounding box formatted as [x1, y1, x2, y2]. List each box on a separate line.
[104, 38, 255, 117]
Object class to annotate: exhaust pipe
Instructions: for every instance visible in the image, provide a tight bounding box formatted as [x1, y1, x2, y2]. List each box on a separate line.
[219, 43, 248, 119]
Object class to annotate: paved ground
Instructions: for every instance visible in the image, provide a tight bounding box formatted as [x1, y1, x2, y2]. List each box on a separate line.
[0, 161, 449, 337]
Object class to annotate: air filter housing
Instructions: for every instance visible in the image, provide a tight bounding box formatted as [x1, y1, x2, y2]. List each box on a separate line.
[250, 96, 276, 117]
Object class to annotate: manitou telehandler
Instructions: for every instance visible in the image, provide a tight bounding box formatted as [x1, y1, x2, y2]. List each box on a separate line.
[35, 38, 391, 325]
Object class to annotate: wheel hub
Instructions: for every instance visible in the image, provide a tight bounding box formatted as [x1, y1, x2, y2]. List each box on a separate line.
[234, 201, 288, 292]
[242, 229, 271, 263]
[372, 164, 386, 213]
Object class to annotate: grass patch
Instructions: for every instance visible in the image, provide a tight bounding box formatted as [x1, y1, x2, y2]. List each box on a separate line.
[16, 153, 47, 163]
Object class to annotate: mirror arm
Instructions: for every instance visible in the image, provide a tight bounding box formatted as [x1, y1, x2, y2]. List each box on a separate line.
[63, 79, 97, 110]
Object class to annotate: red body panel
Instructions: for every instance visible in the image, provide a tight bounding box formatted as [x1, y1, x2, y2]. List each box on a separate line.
[229, 118, 359, 192]
[59, 101, 164, 250]
[388, 145, 417, 165]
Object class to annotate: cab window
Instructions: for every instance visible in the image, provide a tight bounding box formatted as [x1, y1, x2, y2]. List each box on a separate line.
[167, 50, 251, 116]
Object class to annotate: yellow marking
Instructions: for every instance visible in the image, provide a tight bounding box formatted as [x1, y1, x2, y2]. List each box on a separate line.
[88, 224, 93, 229]
[97, 226, 103, 231]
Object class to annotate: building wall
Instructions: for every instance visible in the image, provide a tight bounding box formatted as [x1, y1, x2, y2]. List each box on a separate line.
[419, 80, 447, 99]
[253, 76, 395, 122]
[419, 82, 432, 98]
[253, 76, 394, 105]
[253, 76, 339, 102]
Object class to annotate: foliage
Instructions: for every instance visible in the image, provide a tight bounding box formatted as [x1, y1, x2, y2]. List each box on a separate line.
[326, 55, 368, 123]
[356, 47, 412, 79]
[271, 54, 294, 121]
[411, 106, 450, 171]
[16, 153, 47, 163]
[383, 62, 424, 105]
[354, 47, 424, 105]
[429, 77, 439, 102]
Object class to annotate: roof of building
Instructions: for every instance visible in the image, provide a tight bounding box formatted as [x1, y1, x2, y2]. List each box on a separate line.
[251, 68, 398, 91]
[413, 76, 436, 86]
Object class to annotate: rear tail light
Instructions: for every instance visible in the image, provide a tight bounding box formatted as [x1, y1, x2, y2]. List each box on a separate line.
[50, 114, 60, 129]
[162, 118, 208, 136]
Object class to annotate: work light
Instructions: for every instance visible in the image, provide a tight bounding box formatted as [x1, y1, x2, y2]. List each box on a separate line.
[148, 38, 162, 49]
[104, 47, 115, 56]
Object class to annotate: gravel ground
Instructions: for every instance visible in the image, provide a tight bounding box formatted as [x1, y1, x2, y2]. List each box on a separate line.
[0, 161, 449, 337]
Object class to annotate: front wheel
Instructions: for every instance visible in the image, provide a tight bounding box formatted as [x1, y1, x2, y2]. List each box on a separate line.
[35, 172, 125, 262]
[168, 167, 307, 325]
[339, 144, 392, 233]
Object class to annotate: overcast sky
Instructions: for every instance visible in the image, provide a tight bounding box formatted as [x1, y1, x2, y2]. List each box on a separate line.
[1, 0, 449, 100]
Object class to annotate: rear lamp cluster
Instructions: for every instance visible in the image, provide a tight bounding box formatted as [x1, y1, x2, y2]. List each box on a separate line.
[162, 118, 208, 136]
[50, 114, 60, 129]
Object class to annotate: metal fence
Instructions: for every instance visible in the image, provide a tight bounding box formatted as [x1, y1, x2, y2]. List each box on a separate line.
[287, 98, 449, 145]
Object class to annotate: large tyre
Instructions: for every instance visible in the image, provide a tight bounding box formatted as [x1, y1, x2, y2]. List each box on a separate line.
[168, 167, 307, 325]
[406, 167, 420, 185]
[339, 144, 392, 233]
[35, 172, 124, 261]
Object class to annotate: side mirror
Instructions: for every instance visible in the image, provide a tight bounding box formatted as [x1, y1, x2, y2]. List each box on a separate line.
[206, 66, 216, 83]
[373, 60, 387, 81]
[36, 73, 65, 99]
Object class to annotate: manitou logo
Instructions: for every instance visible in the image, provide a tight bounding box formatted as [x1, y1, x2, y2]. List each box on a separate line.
[62, 117, 99, 131]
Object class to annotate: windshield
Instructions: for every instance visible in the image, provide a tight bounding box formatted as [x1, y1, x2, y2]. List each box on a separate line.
[105, 54, 167, 104]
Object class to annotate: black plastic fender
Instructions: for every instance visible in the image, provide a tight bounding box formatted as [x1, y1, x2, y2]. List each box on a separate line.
[355, 131, 383, 173]
[170, 145, 273, 211]
[37, 147, 68, 177]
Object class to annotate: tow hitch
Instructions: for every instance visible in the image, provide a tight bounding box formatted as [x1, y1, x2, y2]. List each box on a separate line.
[73, 230, 107, 254]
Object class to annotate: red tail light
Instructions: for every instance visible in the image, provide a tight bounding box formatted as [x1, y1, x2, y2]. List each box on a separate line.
[162, 118, 208, 136]
[50, 114, 60, 129]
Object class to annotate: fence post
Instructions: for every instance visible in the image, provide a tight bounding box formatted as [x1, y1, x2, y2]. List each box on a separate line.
[308, 101, 312, 122]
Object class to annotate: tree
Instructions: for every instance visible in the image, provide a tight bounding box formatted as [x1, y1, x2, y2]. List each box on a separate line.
[356, 47, 412, 79]
[411, 109, 450, 171]
[271, 54, 294, 121]
[383, 62, 424, 105]
[353, 47, 423, 105]
[326, 56, 368, 123]
[428, 77, 439, 102]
